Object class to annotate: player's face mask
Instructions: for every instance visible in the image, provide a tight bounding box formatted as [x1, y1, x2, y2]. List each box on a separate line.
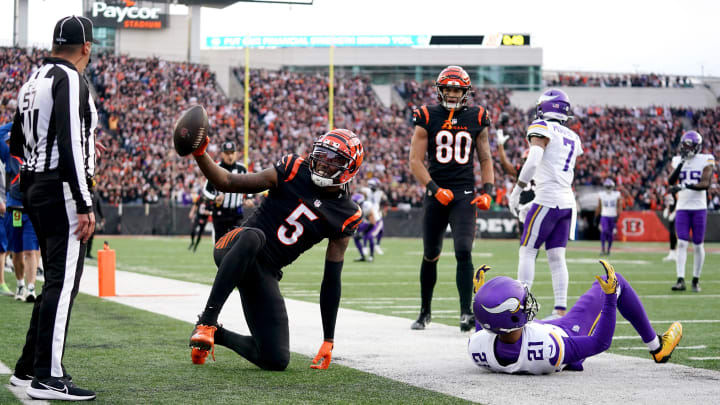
[310, 146, 351, 186]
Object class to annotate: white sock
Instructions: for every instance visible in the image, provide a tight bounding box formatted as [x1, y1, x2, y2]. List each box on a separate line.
[676, 240, 688, 279]
[16, 279, 24, 287]
[27, 283, 35, 291]
[693, 243, 705, 278]
[646, 335, 660, 351]
[546, 247, 569, 310]
[517, 246, 539, 289]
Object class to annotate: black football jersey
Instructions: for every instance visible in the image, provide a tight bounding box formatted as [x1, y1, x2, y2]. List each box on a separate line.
[243, 154, 362, 271]
[413, 104, 491, 189]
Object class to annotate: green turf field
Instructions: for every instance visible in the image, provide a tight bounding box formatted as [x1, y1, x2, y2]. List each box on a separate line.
[1, 236, 718, 403]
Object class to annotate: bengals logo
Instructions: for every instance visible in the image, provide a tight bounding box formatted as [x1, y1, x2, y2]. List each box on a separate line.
[622, 218, 644, 236]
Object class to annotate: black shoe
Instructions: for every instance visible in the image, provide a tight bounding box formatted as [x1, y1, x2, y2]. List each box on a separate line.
[26, 377, 95, 401]
[411, 311, 431, 330]
[86, 254, 94, 259]
[671, 278, 686, 291]
[460, 313, 475, 332]
[9, 372, 33, 387]
[354, 257, 367, 262]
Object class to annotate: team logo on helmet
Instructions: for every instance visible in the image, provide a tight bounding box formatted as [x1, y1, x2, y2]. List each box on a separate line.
[473, 276, 538, 334]
[536, 89, 571, 123]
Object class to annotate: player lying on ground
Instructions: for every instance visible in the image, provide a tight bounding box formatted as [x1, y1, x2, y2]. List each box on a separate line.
[468, 261, 682, 374]
[176, 119, 364, 370]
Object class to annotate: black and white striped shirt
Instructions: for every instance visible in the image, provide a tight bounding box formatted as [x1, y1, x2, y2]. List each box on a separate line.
[202, 161, 247, 213]
[10, 57, 97, 213]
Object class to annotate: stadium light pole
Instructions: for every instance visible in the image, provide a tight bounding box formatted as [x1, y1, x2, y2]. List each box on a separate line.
[328, 43, 334, 131]
[244, 39, 250, 167]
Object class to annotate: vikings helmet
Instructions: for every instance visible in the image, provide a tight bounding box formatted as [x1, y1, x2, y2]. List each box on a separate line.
[603, 178, 615, 189]
[435, 66, 472, 111]
[368, 178, 380, 191]
[473, 276, 538, 334]
[679, 131, 703, 159]
[536, 89, 571, 123]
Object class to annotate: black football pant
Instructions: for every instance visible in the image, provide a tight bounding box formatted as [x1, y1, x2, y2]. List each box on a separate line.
[190, 215, 208, 250]
[16, 174, 86, 379]
[419, 190, 476, 315]
[212, 215, 242, 243]
[669, 219, 677, 250]
[200, 227, 290, 371]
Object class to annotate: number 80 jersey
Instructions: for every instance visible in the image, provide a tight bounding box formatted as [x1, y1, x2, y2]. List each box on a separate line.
[413, 104, 491, 189]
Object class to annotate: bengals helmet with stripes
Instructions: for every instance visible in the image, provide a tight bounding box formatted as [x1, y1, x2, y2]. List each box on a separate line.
[309, 129, 364, 187]
[435, 65, 472, 111]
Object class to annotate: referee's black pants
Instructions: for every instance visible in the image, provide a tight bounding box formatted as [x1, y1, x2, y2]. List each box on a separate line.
[212, 213, 242, 243]
[15, 174, 87, 379]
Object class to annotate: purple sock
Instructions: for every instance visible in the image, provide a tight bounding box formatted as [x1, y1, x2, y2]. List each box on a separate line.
[353, 236, 365, 256]
[616, 273, 656, 343]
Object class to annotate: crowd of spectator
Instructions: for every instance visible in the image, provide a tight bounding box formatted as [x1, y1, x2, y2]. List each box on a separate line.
[544, 73, 694, 88]
[1, 46, 718, 216]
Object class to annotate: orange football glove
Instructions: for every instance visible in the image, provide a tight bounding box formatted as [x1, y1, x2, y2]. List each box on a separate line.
[471, 194, 492, 210]
[192, 136, 210, 157]
[310, 341, 334, 370]
[434, 188, 454, 206]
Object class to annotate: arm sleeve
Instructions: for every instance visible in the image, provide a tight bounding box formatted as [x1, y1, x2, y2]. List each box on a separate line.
[9, 108, 24, 158]
[411, 106, 430, 130]
[668, 162, 683, 185]
[202, 179, 217, 200]
[0, 125, 11, 164]
[517, 145, 545, 185]
[319, 260, 343, 340]
[54, 72, 92, 214]
[561, 293, 617, 365]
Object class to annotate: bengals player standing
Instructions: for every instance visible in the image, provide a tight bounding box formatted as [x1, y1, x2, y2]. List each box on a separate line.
[185, 128, 364, 371]
[409, 66, 495, 332]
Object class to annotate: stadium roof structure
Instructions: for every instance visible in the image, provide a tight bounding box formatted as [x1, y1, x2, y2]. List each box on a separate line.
[174, 0, 313, 7]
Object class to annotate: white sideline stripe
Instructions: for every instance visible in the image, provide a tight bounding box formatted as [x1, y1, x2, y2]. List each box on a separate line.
[5, 385, 50, 405]
[613, 336, 645, 340]
[404, 251, 493, 257]
[539, 258, 652, 265]
[77, 266, 720, 405]
[619, 345, 707, 351]
[689, 357, 720, 360]
[0, 361, 10, 374]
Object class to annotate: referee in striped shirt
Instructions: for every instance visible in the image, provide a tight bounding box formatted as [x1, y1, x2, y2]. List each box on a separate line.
[8, 16, 97, 401]
[203, 141, 247, 242]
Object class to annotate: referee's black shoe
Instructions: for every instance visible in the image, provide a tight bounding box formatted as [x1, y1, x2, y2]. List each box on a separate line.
[26, 376, 95, 401]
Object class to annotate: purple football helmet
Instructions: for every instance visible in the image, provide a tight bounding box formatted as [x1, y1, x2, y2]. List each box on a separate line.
[603, 178, 615, 189]
[473, 276, 538, 334]
[679, 131, 703, 159]
[536, 89, 571, 123]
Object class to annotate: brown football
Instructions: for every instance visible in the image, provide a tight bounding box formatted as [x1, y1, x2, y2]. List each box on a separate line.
[173, 104, 209, 156]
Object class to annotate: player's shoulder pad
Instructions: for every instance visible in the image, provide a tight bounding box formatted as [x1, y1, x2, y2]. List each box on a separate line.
[670, 155, 682, 168]
[275, 154, 306, 183]
[526, 119, 550, 138]
[412, 105, 430, 126]
[470, 105, 491, 128]
[702, 153, 716, 166]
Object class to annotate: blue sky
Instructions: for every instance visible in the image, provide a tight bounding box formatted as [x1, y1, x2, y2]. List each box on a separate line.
[1, 0, 718, 77]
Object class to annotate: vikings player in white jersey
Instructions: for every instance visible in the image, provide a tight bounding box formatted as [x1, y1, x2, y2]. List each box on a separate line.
[362, 178, 386, 254]
[667, 131, 715, 292]
[508, 89, 582, 318]
[595, 178, 622, 256]
[468, 262, 683, 374]
[351, 193, 383, 262]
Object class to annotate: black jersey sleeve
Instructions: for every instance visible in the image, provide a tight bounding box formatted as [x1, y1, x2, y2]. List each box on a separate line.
[412, 105, 431, 130]
[331, 203, 362, 240]
[477, 106, 491, 130]
[274, 154, 306, 183]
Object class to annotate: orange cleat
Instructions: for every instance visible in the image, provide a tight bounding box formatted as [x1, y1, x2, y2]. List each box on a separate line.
[191, 348, 209, 365]
[190, 324, 218, 362]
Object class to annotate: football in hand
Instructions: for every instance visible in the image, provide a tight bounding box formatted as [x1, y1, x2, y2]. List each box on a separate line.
[173, 104, 209, 156]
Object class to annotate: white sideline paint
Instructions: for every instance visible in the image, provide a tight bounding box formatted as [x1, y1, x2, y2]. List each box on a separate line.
[0, 361, 49, 405]
[78, 266, 720, 405]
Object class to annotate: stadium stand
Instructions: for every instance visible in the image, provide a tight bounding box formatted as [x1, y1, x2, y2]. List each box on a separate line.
[1, 47, 718, 215]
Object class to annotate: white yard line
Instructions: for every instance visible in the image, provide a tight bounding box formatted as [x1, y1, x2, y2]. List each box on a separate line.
[0, 361, 49, 405]
[78, 265, 720, 405]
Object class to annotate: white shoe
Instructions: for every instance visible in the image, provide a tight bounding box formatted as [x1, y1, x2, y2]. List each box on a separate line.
[363, 247, 370, 256]
[375, 246, 384, 255]
[25, 286, 36, 303]
[15, 285, 25, 302]
[662, 250, 677, 262]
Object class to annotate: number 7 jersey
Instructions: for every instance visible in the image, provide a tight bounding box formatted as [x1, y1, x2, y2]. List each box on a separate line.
[243, 154, 362, 273]
[526, 119, 583, 209]
[413, 104, 491, 189]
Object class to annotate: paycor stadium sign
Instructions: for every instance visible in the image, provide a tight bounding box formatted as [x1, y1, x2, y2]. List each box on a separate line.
[87, 1, 168, 29]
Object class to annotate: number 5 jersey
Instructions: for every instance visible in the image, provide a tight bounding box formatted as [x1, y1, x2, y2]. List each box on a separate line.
[243, 154, 362, 276]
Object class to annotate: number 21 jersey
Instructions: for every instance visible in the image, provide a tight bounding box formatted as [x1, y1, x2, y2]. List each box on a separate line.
[413, 104, 491, 190]
[526, 119, 583, 209]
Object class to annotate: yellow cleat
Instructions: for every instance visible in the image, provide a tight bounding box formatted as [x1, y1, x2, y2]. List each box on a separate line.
[651, 322, 683, 363]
